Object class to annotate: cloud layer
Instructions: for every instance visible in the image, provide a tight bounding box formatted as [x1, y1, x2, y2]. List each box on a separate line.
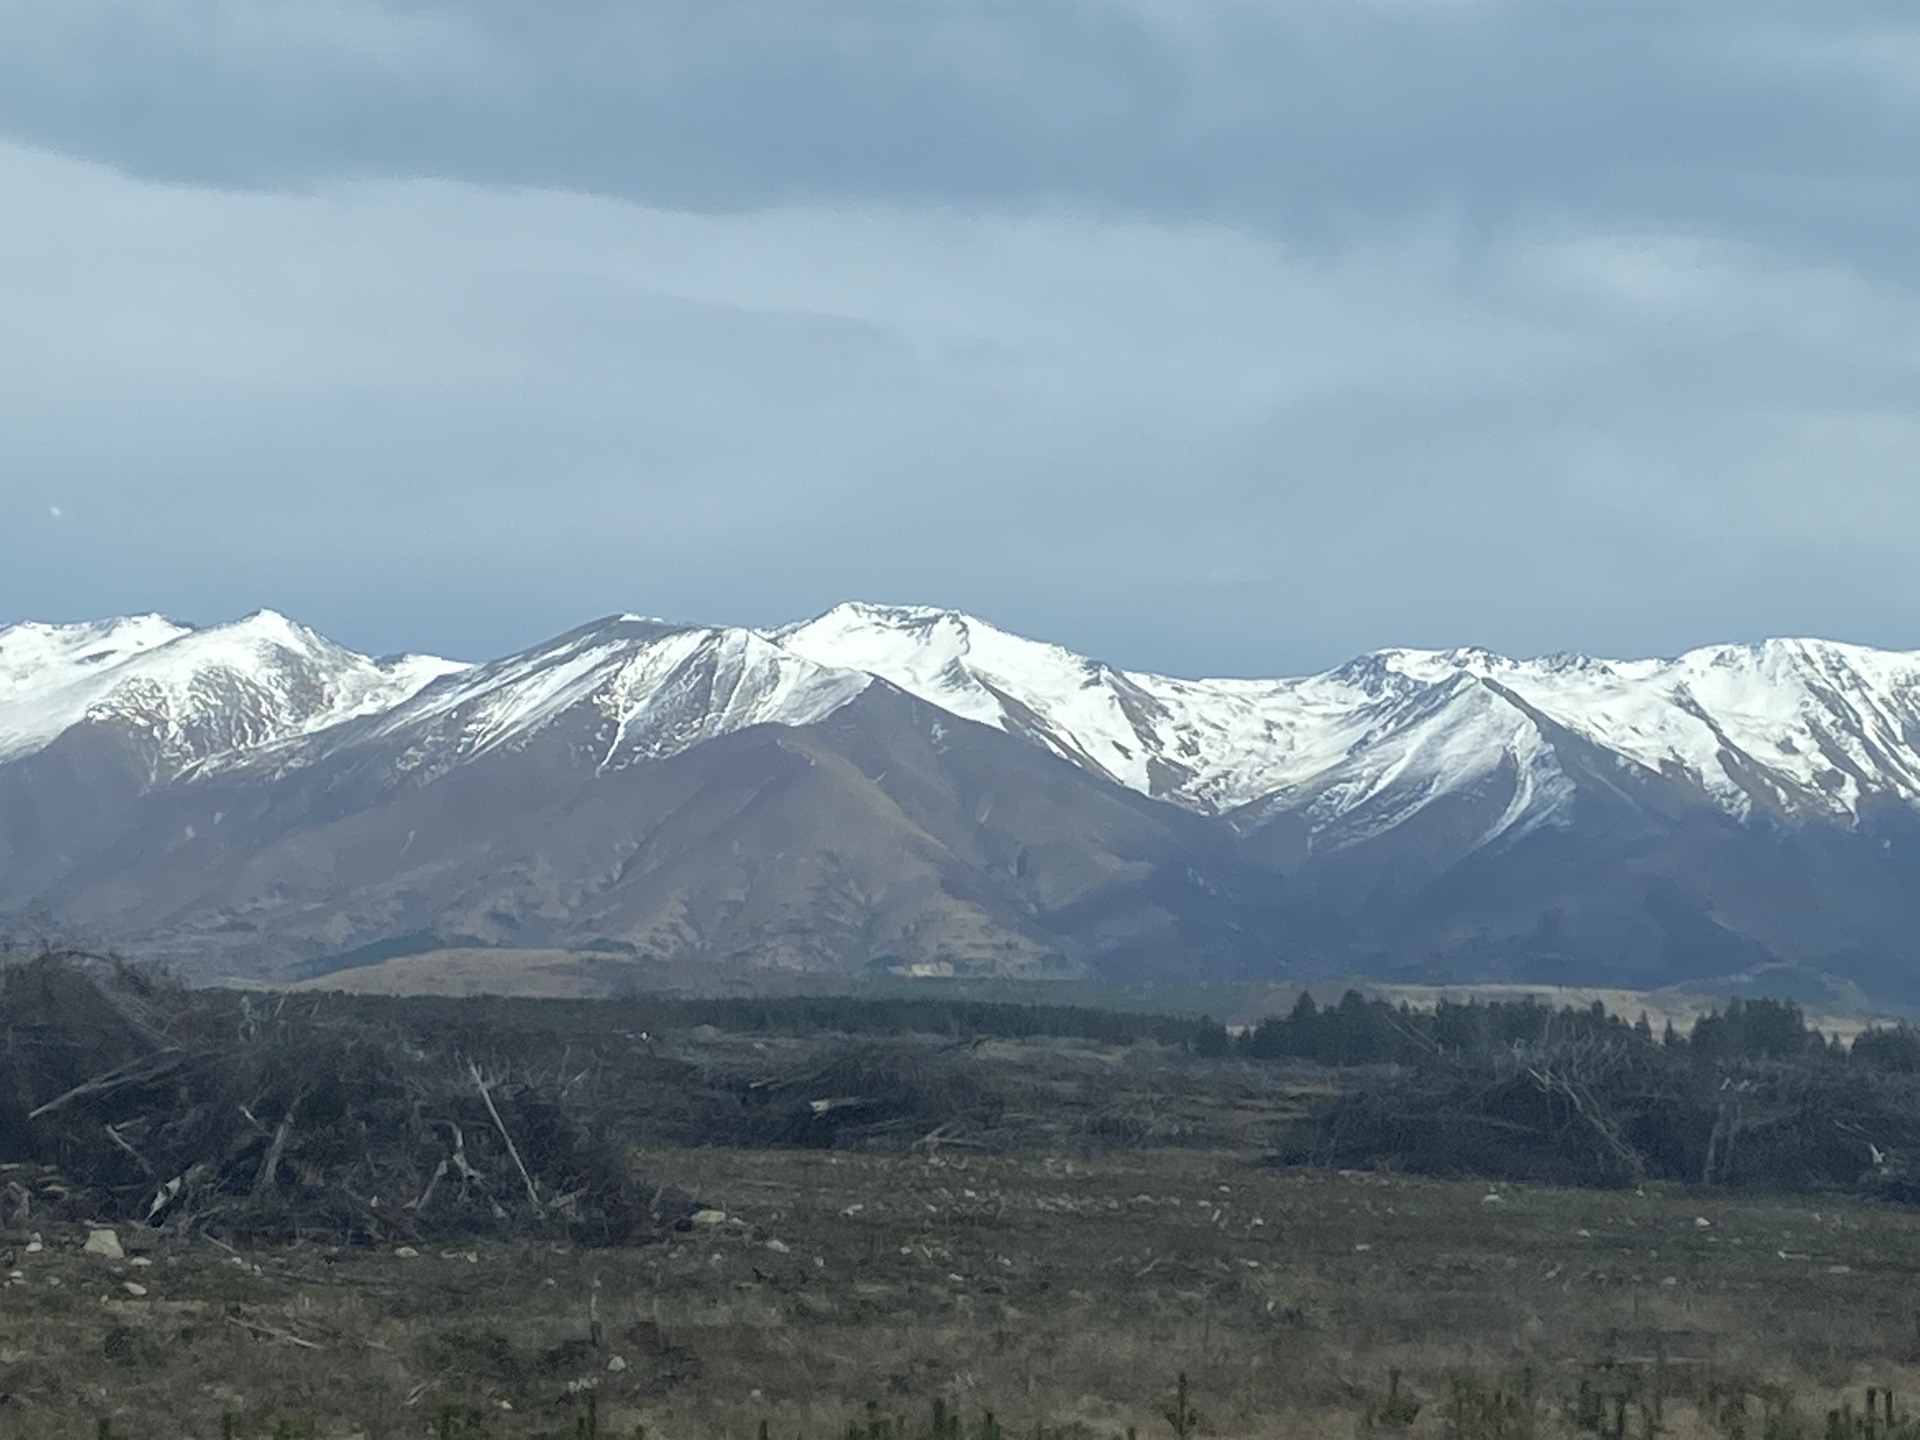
[2, 1, 1917, 673]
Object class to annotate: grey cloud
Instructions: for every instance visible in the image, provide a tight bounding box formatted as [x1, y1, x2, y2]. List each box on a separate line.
[3, 3, 1917, 267]
[2, 3, 1919, 676]
[4, 139, 1919, 674]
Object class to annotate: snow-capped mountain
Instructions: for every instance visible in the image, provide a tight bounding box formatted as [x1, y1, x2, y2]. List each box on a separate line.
[0, 610, 464, 783]
[323, 615, 873, 780]
[773, 602, 1920, 841]
[13, 601, 1920, 845]
[8, 601, 1920, 997]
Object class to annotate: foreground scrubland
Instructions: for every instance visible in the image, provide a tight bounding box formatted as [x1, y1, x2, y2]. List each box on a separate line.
[7, 1142, 1920, 1438]
[5, 956, 1920, 1437]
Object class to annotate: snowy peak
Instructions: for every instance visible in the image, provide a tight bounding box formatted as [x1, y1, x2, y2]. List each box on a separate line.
[773, 602, 1564, 825]
[0, 614, 193, 760]
[346, 615, 873, 777]
[768, 604, 1920, 844]
[1364, 637, 1920, 822]
[11, 602, 1920, 854]
[1247, 668, 1582, 854]
[775, 601, 1117, 744]
[0, 610, 465, 779]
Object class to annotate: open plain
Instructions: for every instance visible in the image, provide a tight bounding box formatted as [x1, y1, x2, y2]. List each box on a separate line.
[4, 1022, 1920, 1439]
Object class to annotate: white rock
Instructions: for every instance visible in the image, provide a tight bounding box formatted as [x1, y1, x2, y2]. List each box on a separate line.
[606, 1355, 629, 1373]
[394, 1246, 419, 1258]
[84, 1229, 124, 1259]
[122, 1281, 148, 1297]
[690, 1209, 728, 1227]
[764, 1239, 791, 1254]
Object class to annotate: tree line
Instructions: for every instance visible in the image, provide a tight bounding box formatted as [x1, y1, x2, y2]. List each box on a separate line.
[1194, 990, 1920, 1073]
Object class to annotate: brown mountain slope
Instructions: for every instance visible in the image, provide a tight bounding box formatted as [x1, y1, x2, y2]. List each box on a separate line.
[5, 684, 1270, 982]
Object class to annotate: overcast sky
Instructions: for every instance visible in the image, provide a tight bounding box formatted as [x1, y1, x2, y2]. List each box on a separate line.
[3, 1, 1917, 676]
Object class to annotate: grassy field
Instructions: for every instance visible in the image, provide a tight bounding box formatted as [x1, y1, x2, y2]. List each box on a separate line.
[7, 1066, 1920, 1438]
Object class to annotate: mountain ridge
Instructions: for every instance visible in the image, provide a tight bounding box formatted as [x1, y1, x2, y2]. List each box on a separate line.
[6, 603, 1920, 997]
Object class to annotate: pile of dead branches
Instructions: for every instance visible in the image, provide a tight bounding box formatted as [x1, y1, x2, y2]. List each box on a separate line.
[0, 951, 690, 1245]
[1272, 1033, 1920, 1198]
[726, 1045, 1005, 1148]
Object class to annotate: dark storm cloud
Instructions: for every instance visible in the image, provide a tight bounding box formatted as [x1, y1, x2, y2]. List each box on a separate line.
[1, 1, 1917, 674]
[5, 2, 1917, 255]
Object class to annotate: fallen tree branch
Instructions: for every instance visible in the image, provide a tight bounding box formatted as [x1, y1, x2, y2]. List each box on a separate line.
[470, 1065, 542, 1214]
[251, 1099, 301, 1200]
[103, 1123, 155, 1177]
[28, 1051, 189, 1119]
[224, 1313, 324, 1350]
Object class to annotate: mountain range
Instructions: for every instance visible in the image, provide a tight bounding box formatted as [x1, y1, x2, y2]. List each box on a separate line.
[6, 602, 1920, 1001]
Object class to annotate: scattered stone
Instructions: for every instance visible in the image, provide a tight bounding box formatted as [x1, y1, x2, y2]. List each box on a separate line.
[84, 1229, 124, 1260]
[764, 1238, 790, 1254]
[606, 1355, 628, 1373]
[691, 1209, 728, 1227]
[122, 1281, 148, 1297]
[394, 1246, 419, 1258]
[129, 1257, 153, 1268]
[1694, 1216, 1713, 1228]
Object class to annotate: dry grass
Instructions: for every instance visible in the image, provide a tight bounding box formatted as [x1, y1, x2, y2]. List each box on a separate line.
[5, 1142, 1920, 1438]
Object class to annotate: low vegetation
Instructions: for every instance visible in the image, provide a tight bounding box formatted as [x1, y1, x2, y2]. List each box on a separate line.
[3, 951, 1920, 1436]
[1253, 992, 1920, 1201]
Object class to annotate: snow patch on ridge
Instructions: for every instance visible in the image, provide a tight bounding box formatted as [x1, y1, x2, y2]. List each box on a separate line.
[349, 616, 874, 776]
[773, 603, 1920, 849]
[0, 611, 466, 777]
[0, 614, 193, 762]
[772, 602, 1572, 826]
